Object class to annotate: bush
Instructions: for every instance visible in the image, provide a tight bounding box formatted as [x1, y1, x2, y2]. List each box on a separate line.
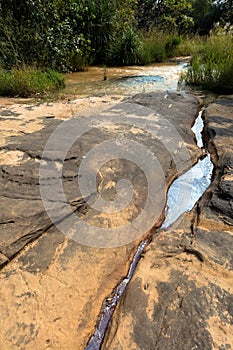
[107, 27, 144, 66]
[165, 35, 182, 56]
[0, 0, 137, 72]
[0, 67, 65, 97]
[183, 34, 233, 92]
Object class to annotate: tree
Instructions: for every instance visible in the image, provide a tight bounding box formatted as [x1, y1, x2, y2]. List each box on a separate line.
[136, 0, 194, 33]
[191, 0, 222, 34]
[0, 0, 140, 70]
[84, 0, 116, 63]
[219, 0, 233, 24]
[0, 0, 91, 71]
[161, 0, 194, 33]
[136, 0, 166, 30]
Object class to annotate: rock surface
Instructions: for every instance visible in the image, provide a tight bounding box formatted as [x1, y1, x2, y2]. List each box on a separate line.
[102, 95, 233, 350]
[0, 92, 201, 349]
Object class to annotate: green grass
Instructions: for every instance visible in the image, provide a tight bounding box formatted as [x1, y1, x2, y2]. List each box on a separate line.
[139, 31, 186, 64]
[107, 29, 189, 66]
[0, 66, 65, 97]
[183, 34, 233, 93]
[174, 35, 205, 56]
[140, 31, 168, 64]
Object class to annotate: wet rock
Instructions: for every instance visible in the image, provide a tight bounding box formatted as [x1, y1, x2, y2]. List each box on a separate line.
[102, 95, 233, 350]
[0, 92, 201, 349]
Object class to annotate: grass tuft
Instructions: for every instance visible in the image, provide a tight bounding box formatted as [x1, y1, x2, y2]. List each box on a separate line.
[0, 66, 65, 97]
[182, 34, 233, 92]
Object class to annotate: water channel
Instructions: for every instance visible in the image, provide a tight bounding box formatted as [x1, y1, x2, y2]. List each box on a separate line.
[80, 61, 214, 350]
[85, 111, 214, 350]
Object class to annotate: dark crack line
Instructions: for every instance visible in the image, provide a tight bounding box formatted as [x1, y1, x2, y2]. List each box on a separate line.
[0, 223, 54, 271]
[0, 220, 15, 224]
[0, 194, 42, 200]
[0, 145, 42, 161]
[183, 247, 204, 262]
[4, 179, 40, 185]
[84, 102, 217, 350]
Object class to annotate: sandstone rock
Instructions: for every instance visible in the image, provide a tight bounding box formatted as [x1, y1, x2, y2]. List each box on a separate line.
[102, 95, 233, 350]
[0, 92, 201, 349]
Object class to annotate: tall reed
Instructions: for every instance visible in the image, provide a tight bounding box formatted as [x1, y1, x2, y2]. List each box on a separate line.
[184, 34, 233, 92]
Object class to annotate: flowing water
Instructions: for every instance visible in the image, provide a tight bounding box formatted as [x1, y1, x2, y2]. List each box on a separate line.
[162, 110, 214, 229]
[64, 62, 187, 96]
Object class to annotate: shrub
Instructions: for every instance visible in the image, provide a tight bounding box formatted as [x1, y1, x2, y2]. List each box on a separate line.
[107, 27, 144, 66]
[140, 31, 184, 64]
[0, 67, 65, 97]
[165, 35, 182, 57]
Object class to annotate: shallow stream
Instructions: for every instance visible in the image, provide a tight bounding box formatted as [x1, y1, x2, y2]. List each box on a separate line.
[64, 62, 187, 96]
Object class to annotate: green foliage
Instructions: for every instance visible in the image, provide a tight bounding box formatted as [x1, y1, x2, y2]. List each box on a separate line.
[183, 33, 233, 92]
[136, 0, 194, 33]
[165, 35, 182, 56]
[140, 31, 168, 63]
[86, 0, 116, 63]
[136, 0, 232, 35]
[0, 0, 91, 72]
[161, 0, 194, 33]
[114, 0, 138, 30]
[0, 67, 65, 97]
[108, 27, 144, 66]
[140, 31, 183, 63]
[191, 0, 223, 34]
[0, 0, 139, 72]
[136, 0, 165, 30]
[174, 35, 204, 56]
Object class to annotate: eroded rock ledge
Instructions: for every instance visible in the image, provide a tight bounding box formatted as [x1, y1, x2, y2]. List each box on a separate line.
[102, 95, 233, 350]
[0, 92, 231, 349]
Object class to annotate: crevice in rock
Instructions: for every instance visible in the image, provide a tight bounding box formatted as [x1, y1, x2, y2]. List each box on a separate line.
[0, 220, 15, 224]
[0, 145, 42, 162]
[0, 222, 53, 271]
[84, 239, 149, 350]
[84, 101, 214, 349]
[183, 247, 205, 262]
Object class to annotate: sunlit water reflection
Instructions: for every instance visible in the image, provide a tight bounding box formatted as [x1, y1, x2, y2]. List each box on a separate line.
[162, 110, 214, 229]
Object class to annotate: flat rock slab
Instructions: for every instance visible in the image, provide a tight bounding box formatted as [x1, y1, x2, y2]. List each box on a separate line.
[103, 95, 233, 350]
[0, 92, 201, 349]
